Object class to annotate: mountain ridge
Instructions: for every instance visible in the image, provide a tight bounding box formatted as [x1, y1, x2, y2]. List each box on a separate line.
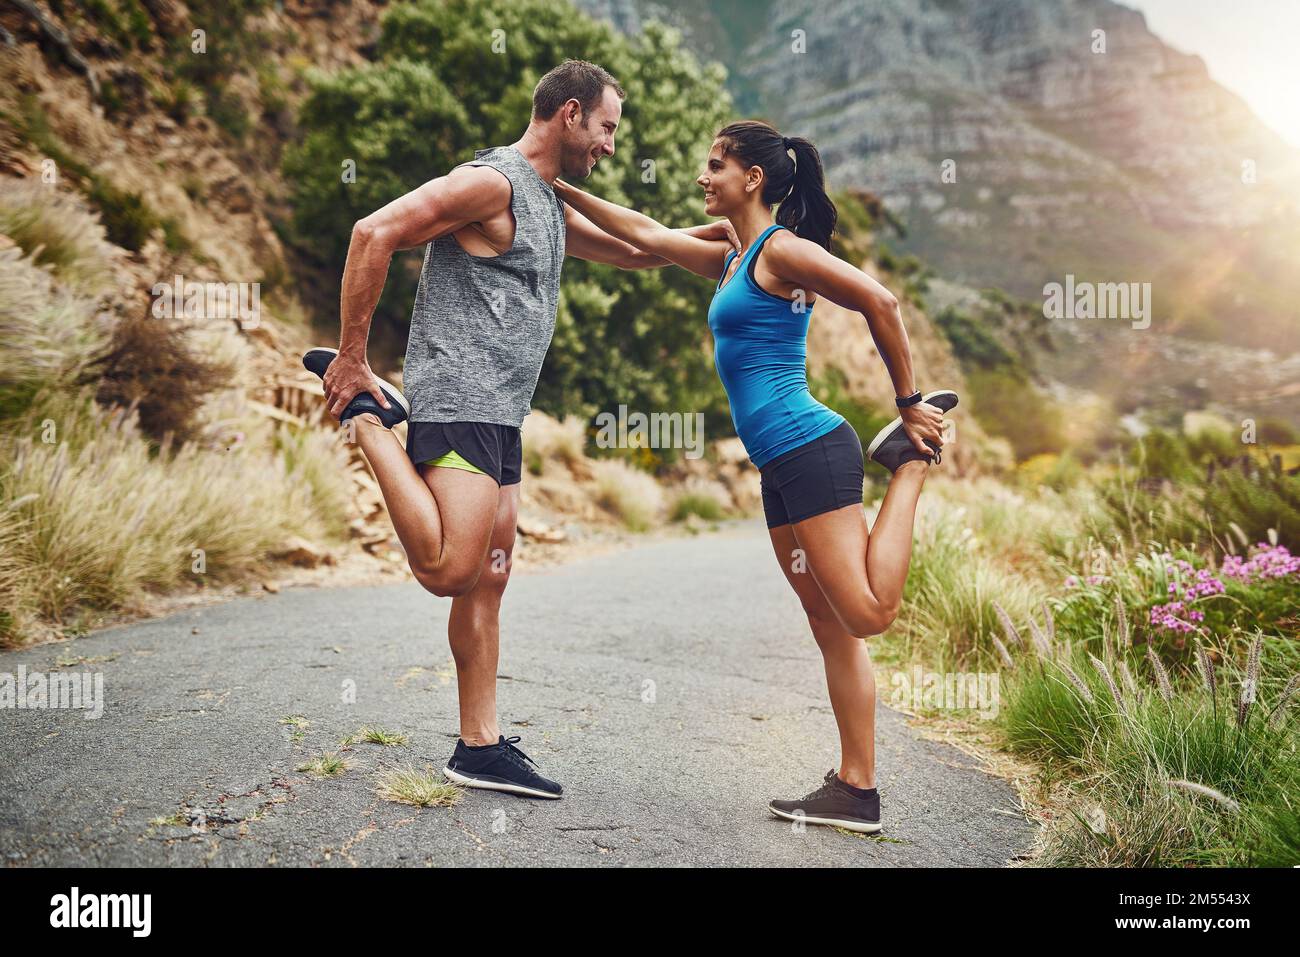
[575, 0, 1300, 353]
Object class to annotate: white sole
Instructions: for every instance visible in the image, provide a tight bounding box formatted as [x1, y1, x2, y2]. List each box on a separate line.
[865, 389, 958, 459]
[305, 347, 411, 415]
[768, 805, 882, 834]
[442, 765, 562, 800]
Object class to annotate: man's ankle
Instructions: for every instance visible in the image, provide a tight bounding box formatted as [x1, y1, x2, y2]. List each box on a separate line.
[460, 729, 502, 748]
[837, 767, 876, 791]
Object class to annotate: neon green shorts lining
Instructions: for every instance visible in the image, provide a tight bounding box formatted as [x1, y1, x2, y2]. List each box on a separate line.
[422, 448, 486, 475]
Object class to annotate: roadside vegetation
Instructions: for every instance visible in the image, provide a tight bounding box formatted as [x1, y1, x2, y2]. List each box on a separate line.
[883, 425, 1299, 866]
[0, 183, 351, 646]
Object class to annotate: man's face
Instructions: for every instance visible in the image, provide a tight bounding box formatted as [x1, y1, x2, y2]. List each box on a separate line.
[559, 86, 621, 179]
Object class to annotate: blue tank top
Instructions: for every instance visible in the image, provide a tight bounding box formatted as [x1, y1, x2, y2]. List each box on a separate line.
[707, 223, 845, 468]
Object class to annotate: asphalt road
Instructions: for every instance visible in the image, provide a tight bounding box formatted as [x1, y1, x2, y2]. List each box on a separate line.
[1, 522, 1034, 867]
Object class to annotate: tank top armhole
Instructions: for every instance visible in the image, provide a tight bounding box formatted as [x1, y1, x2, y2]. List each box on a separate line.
[451, 159, 519, 256]
[746, 224, 801, 305]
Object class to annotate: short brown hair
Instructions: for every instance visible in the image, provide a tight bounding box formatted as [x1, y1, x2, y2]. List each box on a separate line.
[532, 59, 625, 121]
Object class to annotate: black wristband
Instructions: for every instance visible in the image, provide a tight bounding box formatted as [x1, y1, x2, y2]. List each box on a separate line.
[895, 390, 923, 408]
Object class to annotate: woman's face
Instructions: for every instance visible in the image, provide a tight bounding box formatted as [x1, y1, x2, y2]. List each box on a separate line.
[697, 141, 753, 217]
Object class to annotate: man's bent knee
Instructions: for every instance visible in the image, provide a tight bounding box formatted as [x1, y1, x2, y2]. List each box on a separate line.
[412, 561, 481, 598]
[477, 563, 512, 598]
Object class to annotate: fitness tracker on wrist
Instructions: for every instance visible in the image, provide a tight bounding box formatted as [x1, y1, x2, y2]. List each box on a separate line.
[895, 390, 923, 408]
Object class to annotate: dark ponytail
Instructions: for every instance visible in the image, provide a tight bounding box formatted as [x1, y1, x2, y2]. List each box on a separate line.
[715, 120, 838, 250]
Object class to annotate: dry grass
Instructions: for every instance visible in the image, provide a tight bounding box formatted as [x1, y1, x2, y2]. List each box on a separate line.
[347, 726, 409, 747]
[669, 477, 731, 522]
[0, 178, 117, 293]
[297, 752, 348, 778]
[375, 765, 463, 808]
[0, 393, 348, 646]
[0, 245, 108, 418]
[0, 195, 356, 646]
[521, 411, 587, 472]
[591, 458, 665, 531]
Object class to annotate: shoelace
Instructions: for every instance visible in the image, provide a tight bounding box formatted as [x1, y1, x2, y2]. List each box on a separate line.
[799, 769, 842, 802]
[498, 735, 539, 772]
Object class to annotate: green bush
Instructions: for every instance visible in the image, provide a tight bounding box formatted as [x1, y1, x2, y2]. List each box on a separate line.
[830, 188, 901, 266]
[78, 0, 154, 51]
[670, 491, 725, 523]
[934, 305, 1017, 372]
[1258, 417, 1298, 446]
[169, 0, 274, 141]
[965, 367, 1066, 460]
[930, 289, 1065, 461]
[283, 0, 735, 425]
[1101, 428, 1300, 552]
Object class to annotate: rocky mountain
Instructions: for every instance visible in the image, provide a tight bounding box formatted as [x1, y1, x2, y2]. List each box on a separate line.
[575, 0, 1300, 354]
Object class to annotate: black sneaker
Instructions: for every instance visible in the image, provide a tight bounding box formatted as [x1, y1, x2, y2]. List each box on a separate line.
[768, 769, 882, 833]
[442, 735, 563, 800]
[302, 347, 409, 428]
[866, 389, 959, 473]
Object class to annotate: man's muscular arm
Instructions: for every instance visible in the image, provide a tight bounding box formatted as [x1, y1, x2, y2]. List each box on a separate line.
[324, 167, 511, 417]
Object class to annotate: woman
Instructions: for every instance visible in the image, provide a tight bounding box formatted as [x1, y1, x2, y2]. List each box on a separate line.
[555, 120, 957, 834]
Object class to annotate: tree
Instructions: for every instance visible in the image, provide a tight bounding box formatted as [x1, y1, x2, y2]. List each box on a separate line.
[283, 0, 735, 434]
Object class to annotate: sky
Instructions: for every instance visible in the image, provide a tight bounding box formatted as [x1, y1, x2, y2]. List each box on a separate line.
[1130, 0, 1300, 148]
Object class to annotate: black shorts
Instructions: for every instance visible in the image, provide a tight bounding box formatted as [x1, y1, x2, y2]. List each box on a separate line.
[405, 421, 523, 487]
[759, 420, 865, 528]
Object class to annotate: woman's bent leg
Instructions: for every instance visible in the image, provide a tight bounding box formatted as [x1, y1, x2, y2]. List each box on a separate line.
[790, 458, 929, 638]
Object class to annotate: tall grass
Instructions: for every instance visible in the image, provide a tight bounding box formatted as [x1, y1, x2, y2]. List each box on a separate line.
[888, 480, 1091, 667]
[0, 245, 108, 420]
[0, 179, 117, 292]
[889, 440, 1297, 865]
[591, 459, 665, 532]
[1101, 428, 1300, 552]
[0, 394, 342, 644]
[997, 611, 1299, 866]
[0, 173, 359, 645]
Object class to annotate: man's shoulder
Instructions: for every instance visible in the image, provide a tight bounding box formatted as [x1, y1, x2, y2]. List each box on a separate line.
[459, 145, 522, 174]
[444, 162, 512, 207]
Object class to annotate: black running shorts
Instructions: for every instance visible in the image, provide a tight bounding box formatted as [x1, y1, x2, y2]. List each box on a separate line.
[405, 421, 523, 487]
[759, 420, 865, 528]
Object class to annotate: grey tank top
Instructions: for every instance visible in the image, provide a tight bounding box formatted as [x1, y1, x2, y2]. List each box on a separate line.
[403, 146, 567, 426]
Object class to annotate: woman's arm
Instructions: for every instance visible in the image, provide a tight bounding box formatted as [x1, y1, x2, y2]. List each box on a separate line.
[555, 180, 732, 280]
[765, 232, 945, 455]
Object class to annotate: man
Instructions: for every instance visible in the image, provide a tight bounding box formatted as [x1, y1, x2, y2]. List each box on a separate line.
[302, 60, 736, 799]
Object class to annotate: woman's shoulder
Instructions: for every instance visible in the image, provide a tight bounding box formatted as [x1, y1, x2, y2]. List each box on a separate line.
[763, 225, 831, 271]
